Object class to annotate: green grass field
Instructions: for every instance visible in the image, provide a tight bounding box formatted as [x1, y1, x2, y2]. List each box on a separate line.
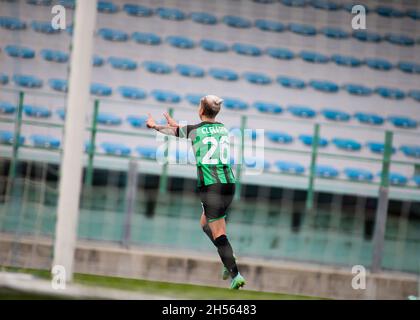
[0, 267, 324, 300]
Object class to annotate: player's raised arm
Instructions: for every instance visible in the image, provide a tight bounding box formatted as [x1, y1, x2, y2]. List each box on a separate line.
[146, 113, 178, 136]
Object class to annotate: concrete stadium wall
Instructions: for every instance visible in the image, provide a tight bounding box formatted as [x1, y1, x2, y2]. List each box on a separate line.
[0, 235, 417, 300]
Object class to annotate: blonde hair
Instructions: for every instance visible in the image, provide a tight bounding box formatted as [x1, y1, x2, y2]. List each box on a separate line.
[200, 95, 224, 118]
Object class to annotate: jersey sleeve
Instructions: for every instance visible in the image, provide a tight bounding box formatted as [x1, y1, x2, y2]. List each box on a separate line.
[176, 125, 192, 138]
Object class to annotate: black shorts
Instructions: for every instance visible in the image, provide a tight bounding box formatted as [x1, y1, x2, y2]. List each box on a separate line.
[198, 183, 236, 222]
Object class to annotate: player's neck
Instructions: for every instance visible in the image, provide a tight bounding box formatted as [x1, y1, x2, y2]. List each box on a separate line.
[200, 116, 216, 123]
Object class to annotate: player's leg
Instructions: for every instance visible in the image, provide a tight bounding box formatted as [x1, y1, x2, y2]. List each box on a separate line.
[201, 211, 215, 245]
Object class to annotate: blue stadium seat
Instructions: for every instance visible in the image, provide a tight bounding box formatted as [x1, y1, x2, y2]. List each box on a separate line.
[222, 98, 248, 110]
[151, 90, 181, 103]
[385, 34, 415, 46]
[156, 7, 186, 21]
[31, 21, 60, 34]
[321, 26, 349, 39]
[118, 86, 146, 100]
[84, 141, 95, 154]
[243, 72, 272, 85]
[136, 146, 157, 159]
[281, 0, 307, 7]
[0, 130, 24, 145]
[287, 105, 316, 118]
[31, 134, 60, 149]
[311, 0, 342, 10]
[191, 12, 217, 25]
[57, 109, 66, 120]
[255, 19, 285, 32]
[322, 109, 350, 122]
[48, 78, 68, 92]
[185, 94, 204, 106]
[132, 32, 161, 45]
[253, 101, 283, 114]
[0, 101, 15, 114]
[343, 3, 370, 13]
[299, 134, 328, 147]
[253, 0, 276, 3]
[107, 57, 137, 70]
[101, 142, 131, 156]
[143, 61, 172, 74]
[413, 176, 420, 187]
[353, 30, 382, 42]
[316, 165, 339, 178]
[288, 23, 317, 36]
[343, 83, 373, 96]
[209, 68, 239, 81]
[266, 131, 293, 144]
[40, 49, 69, 63]
[275, 160, 305, 174]
[127, 115, 147, 128]
[5, 45, 35, 59]
[408, 90, 420, 102]
[375, 87, 405, 100]
[376, 6, 404, 18]
[309, 80, 339, 93]
[387, 116, 417, 129]
[0, 74, 8, 85]
[232, 43, 262, 56]
[266, 47, 295, 60]
[93, 55, 104, 67]
[344, 168, 373, 182]
[0, 16, 26, 30]
[223, 15, 252, 28]
[90, 83, 112, 96]
[200, 39, 229, 53]
[354, 112, 384, 125]
[277, 76, 306, 89]
[397, 61, 420, 74]
[59, 0, 76, 9]
[366, 142, 396, 154]
[23, 105, 51, 118]
[365, 58, 393, 71]
[175, 64, 205, 77]
[97, 113, 122, 126]
[381, 172, 408, 186]
[123, 4, 153, 16]
[97, 1, 119, 13]
[399, 145, 420, 158]
[244, 158, 270, 170]
[407, 9, 420, 20]
[299, 51, 329, 63]
[166, 36, 195, 49]
[331, 54, 363, 67]
[98, 28, 128, 41]
[13, 74, 43, 88]
[332, 138, 362, 151]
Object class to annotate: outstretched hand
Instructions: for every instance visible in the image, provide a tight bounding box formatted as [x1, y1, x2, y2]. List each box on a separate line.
[146, 113, 156, 129]
[163, 112, 179, 127]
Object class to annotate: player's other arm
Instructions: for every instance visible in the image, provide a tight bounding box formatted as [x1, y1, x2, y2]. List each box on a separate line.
[146, 112, 179, 136]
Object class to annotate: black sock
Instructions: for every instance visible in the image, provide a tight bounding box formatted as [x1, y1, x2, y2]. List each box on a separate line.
[214, 235, 239, 279]
[202, 224, 215, 245]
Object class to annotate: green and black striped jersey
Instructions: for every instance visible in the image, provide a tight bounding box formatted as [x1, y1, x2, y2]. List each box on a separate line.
[176, 121, 236, 187]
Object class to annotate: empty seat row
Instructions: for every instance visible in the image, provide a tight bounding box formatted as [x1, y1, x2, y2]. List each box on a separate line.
[2, 99, 418, 159]
[1, 129, 418, 186]
[255, 0, 420, 21]
[25, 0, 419, 22]
[2, 11, 419, 49]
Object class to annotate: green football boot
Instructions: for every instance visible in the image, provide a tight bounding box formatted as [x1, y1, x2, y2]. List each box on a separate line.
[230, 273, 246, 290]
